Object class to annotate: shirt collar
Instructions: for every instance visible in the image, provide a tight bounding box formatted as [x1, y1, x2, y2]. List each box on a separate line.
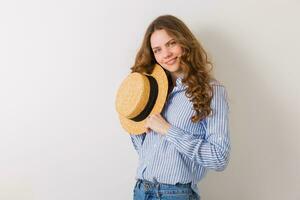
[176, 77, 183, 86]
[175, 75, 188, 92]
[175, 74, 184, 86]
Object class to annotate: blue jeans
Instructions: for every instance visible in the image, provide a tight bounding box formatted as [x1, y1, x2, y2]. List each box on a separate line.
[133, 179, 200, 200]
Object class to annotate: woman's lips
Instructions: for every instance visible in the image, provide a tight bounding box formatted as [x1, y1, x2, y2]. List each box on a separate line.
[166, 57, 177, 65]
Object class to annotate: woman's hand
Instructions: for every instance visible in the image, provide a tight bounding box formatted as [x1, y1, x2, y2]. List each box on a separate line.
[145, 113, 171, 135]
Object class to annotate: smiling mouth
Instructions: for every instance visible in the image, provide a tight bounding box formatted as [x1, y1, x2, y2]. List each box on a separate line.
[166, 57, 177, 64]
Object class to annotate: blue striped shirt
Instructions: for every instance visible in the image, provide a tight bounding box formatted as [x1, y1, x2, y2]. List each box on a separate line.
[130, 76, 230, 197]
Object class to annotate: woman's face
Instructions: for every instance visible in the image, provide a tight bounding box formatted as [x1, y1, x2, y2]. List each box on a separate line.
[150, 29, 183, 76]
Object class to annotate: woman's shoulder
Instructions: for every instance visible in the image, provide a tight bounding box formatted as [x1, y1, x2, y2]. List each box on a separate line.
[209, 79, 229, 103]
[209, 78, 225, 88]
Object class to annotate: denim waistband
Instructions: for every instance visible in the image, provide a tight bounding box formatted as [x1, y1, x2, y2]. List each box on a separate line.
[136, 179, 192, 191]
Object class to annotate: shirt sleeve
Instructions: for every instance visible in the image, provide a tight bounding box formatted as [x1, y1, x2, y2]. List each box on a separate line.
[129, 133, 146, 154]
[165, 85, 231, 171]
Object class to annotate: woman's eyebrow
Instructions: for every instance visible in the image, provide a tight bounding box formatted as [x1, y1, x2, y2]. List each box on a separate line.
[152, 39, 175, 50]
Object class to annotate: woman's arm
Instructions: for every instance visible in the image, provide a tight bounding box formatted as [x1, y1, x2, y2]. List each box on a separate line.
[165, 85, 231, 171]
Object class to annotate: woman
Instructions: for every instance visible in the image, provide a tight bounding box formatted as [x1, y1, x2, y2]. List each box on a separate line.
[129, 15, 230, 200]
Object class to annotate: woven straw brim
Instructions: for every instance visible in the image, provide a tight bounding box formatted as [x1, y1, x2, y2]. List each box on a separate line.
[118, 64, 169, 134]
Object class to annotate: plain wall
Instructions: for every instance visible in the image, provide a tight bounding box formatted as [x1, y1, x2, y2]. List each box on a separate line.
[0, 0, 299, 199]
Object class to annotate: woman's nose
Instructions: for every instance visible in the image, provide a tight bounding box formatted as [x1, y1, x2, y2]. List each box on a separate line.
[163, 49, 172, 59]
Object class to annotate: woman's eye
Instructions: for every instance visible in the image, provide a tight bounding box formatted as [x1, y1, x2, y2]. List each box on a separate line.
[167, 41, 176, 47]
[154, 49, 160, 54]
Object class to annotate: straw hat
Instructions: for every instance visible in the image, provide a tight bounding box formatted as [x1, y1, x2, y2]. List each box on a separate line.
[115, 64, 171, 135]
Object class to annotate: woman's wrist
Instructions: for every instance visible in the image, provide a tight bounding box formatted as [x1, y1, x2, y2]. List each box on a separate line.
[163, 123, 171, 135]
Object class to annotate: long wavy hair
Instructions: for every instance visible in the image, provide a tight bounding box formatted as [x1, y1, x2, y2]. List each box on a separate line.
[130, 15, 214, 122]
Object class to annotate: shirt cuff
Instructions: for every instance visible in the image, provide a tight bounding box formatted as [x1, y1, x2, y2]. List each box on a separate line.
[165, 125, 184, 141]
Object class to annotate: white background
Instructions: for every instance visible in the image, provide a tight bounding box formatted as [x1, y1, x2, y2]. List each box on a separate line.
[0, 0, 299, 199]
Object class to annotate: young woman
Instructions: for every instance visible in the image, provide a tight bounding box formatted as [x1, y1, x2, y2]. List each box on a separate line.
[129, 15, 230, 200]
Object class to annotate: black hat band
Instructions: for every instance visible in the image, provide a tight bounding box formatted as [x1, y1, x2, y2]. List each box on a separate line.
[130, 76, 158, 122]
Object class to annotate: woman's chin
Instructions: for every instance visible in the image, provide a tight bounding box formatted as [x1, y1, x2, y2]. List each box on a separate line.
[168, 64, 180, 72]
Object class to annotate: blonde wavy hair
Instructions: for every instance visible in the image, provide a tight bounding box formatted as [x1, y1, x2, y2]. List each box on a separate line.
[130, 15, 215, 122]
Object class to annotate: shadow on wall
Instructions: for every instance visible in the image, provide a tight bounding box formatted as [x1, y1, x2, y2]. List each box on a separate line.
[192, 28, 298, 199]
